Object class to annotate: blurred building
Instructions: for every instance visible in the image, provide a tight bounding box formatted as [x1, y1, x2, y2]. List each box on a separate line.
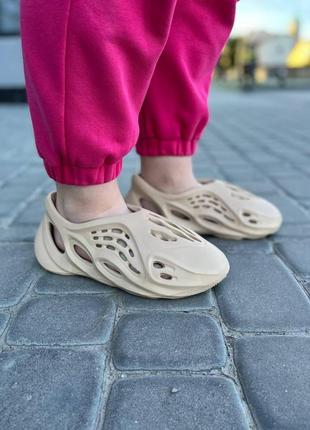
[218, 19, 310, 88]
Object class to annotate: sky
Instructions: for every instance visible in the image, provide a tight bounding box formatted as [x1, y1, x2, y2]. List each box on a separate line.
[232, 0, 310, 38]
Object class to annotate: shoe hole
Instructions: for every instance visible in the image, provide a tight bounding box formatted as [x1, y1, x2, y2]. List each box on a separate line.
[73, 244, 92, 262]
[91, 230, 97, 234]
[243, 212, 251, 217]
[209, 200, 219, 206]
[198, 199, 205, 203]
[103, 236, 113, 241]
[149, 217, 166, 227]
[173, 229, 193, 241]
[119, 251, 127, 261]
[224, 214, 235, 222]
[125, 233, 130, 239]
[202, 205, 211, 209]
[249, 219, 258, 224]
[201, 216, 219, 225]
[106, 245, 115, 250]
[153, 261, 165, 269]
[193, 205, 200, 209]
[170, 209, 191, 221]
[129, 263, 140, 274]
[104, 261, 121, 275]
[214, 208, 222, 214]
[140, 198, 163, 215]
[112, 228, 123, 234]
[160, 273, 172, 280]
[93, 236, 99, 240]
[117, 238, 127, 248]
[101, 229, 108, 233]
[49, 223, 65, 254]
[151, 230, 177, 242]
[128, 248, 134, 257]
[96, 244, 103, 248]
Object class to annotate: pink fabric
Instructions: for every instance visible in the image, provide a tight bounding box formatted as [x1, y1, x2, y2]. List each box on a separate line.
[20, 0, 236, 185]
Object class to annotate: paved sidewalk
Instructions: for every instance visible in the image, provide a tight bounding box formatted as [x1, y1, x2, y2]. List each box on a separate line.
[0, 89, 310, 429]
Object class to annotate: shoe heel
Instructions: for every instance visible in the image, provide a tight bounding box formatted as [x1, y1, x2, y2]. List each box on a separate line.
[34, 218, 78, 276]
[125, 188, 141, 206]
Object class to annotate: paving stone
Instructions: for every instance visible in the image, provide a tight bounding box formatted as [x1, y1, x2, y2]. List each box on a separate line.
[304, 282, 310, 295]
[7, 295, 116, 345]
[235, 336, 310, 430]
[118, 289, 214, 310]
[0, 349, 105, 430]
[273, 223, 310, 238]
[231, 180, 280, 196]
[216, 253, 310, 331]
[112, 313, 226, 370]
[274, 177, 310, 200]
[0, 243, 35, 308]
[0, 200, 17, 217]
[0, 225, 37, 242]
[265, 194, 310, 223]
[35, 273, 114, 295]
[103, 376, 248, 430]
[0, 313, 9, 336]
[275, 240, 310, 277]
[208, 237, 271, 254]
[14, 198, 45, 225]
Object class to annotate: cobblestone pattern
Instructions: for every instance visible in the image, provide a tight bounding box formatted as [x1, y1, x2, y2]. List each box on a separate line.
[0, 90, 309, 429]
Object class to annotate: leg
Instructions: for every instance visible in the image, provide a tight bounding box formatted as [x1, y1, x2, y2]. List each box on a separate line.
[21, 0, 229, 298]
[20, 0, 178, 222]
[137, 0, 236, 192]
[127, 0, 282, 238]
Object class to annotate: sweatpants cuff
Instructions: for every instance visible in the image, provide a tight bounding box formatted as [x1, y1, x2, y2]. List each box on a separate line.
[44, 160, 122, 185]
[136, 138, 198, 157]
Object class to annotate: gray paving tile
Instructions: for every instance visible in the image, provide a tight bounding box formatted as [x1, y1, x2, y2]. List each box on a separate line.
[275, 240, 310, 277]
[103, 376, 248, 430]
[235, 336, 310, 430]
[0, 349, 105, 430]
[216, 253, 310, 331]
[0, 225, 37, 242]
[264, 194, 310, 223]
[208, 237, 271, 254]
[273, 223, 310, 237]
[275, 177, 310, 200]
[7, 295, 116, 345]
[35, 273, 114, 294]
[112, 313, 226, 370]
[0, 243, 35, 308]
[0, 313, 9, 336]
[14, 198, 45, 225]
[118, 289, 213, 310]
[232, 180, 280, 196]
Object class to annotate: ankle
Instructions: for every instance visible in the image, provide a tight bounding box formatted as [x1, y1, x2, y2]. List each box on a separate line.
[55, 181, 129, 223]
[140, 156, 200, 193]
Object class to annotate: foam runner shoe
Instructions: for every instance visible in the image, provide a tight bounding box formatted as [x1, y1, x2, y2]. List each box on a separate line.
[34, 192, 230, 299]
[125, 175, 282, 240]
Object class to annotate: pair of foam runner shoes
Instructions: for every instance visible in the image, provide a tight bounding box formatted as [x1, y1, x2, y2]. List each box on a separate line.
[35, 175, 282, 299]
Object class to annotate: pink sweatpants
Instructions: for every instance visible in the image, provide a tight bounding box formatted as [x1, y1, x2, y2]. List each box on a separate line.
[20, 0, 236, 185]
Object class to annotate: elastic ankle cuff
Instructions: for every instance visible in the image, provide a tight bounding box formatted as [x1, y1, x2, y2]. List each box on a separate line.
[136, 138, 198, 157]
[44, 160, 122, 185]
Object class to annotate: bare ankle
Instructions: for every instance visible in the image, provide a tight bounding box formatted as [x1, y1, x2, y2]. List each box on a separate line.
[55, 180, 129, 223]
[140, 156, 200, 193]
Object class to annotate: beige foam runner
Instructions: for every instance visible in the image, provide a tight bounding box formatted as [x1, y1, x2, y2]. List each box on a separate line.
[34, 192, 230, 299]
[125, 175, 282, 239]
